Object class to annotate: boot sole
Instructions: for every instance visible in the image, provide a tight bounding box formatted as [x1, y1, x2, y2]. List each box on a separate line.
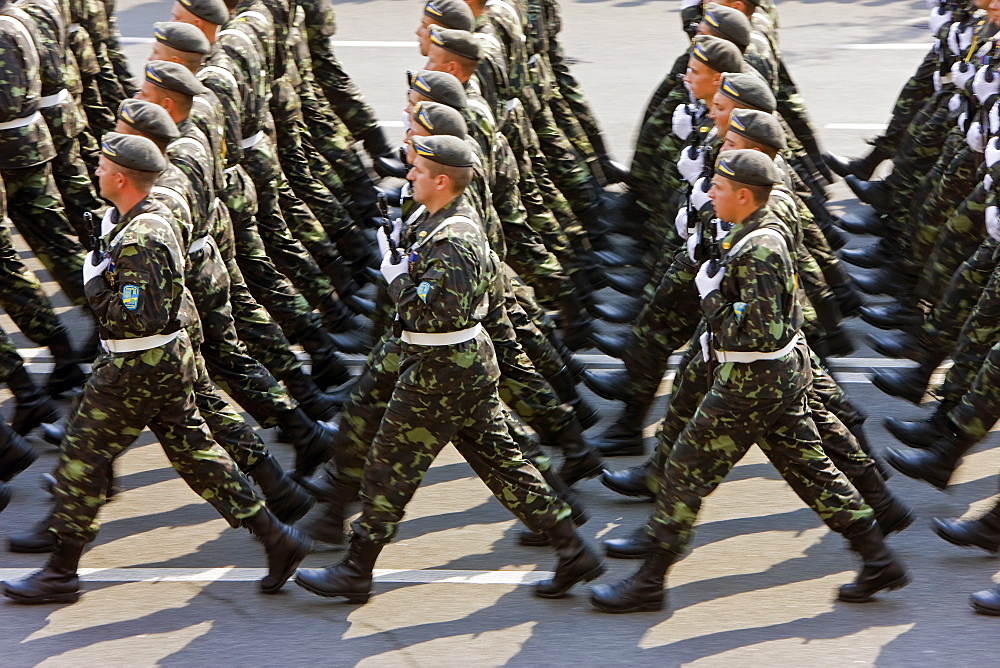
[533, 563, 607, 599]
[7, 540, 56, 554]
[605, 547, 650, 560]
[971, 601, 1000, 616]
[293, 574, 370, 603]
[596, 444, 645, 458]
[883, 420, 935, 449]
[870, 375, 924, 405]
[2, 587, 80, 605]
[589, 596, 664, 614]
[884, 455, 949, 490]
[837, 574, 910, 603]
[932, 525, 1000, 554]
[600, 476, 655, 500]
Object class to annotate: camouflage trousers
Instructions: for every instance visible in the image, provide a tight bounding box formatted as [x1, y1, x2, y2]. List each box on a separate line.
[223, 165, 330, 345]
[646, 342, 872, 554]
[947, 339, 1000, 442]
[1, 162, 86, 305]
[49, 332, 262, 543]
[876, 47, 938, 157]
[50, 134, 103, 240]
[921, 238, 999, 356]
[188, 239, 296, 429]
[0, 221, 66, 345]
[0, 326, 23, 381]
[353, 379, 570, 543]
[547, 38, 601, 165]
[531, 95, 602, 217]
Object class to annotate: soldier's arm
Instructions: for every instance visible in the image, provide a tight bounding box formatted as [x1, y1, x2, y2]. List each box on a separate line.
[0, 33, 29, 121]
[388, 236, 482, 332]
[85, 225, 183, 338]
[702, 237, 793, 352]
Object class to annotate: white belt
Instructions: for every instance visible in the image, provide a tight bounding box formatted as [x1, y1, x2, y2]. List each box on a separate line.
[240, 130, 264, 149]
[189, 236, 209, 253]
[400, 323, 482, 346]
[0, 110, 40, 130]
[101, 331, 180, 354]
[715, 333, 802, 364]
[39, 89, 71, 108]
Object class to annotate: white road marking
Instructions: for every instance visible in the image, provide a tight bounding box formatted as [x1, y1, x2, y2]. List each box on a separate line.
[836, 43, 932, 50]
[825, 123, 889, 130]
[0, 567, 551, 585]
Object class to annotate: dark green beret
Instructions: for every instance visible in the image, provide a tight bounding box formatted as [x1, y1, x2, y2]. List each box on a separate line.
[728, 109, 786, 150]
[118, 99, 180, 144]
[715, 148, 781, 186]
[702, 3, 751, 52]
[718, 72, 776, 112]
[153, 21, 210, 55]
[423, 0, 473, 31]
[176, 0, 228, 26]
[412, 100, 468, 138]
[412, 134, 473, 167]
[429, 26, 481, 62]
[690, 34, 743, 74]
[101, 132, 167, 172]
[409, 69, 467, 109]
[145, 60, 208, 97]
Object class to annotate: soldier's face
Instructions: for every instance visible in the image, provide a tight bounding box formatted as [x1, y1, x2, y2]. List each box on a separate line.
[684, 57, 721, 103]
[408, 156, 446, 205]
[425, 45, 458, 78]
[171, 2, 200, 25]
[709, 92, 738, 137]
[416, 16, 435, 57]
[96, 156, 123, 201]
[708, 175, 746, 223]
[989, 0, 1000, 24]
[721, 134, 752, 152]
[134, 81, 165, 106]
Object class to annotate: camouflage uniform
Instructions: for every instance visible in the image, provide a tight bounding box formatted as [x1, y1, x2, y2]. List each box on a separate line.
[0, 3, 86, 305]
[49, 196, 262, 543]
[645, 207, 872, 554]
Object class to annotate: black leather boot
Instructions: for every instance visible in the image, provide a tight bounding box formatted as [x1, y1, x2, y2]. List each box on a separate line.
[604, 271, 649, 297]
[590, 297, 645, 324]
[275, 409, 336, 479]
[250, 455, 315, 524]
[0, 482, 9, 513]
[883, 401, 956, 449]
[814, 296, 854, 357]
[851, 468, 913, 536]
[601, 463, 655, 499]
[853, 268, 910, 298]
[552, 418, 604, 487]
[302, 469, 358, 547]
[590, 330, 631, 358]
[825, 145, 890, 181]
[41, 330, 85, 397]
[592, 401, 645, 457]
[590, 546, 675, 613]
[884, 421, 974, 489]
[604, 526, 653, 559]
[840, 240, 897, 269]
[0, 422, 36, 483]
[837, 522, 909, 602]
[6, 366, 59, 436]
[282, 368, 343, 423]
[859, 301, 923, 329]
[243, 506, 311, 593]
[327, 327, 374, 355]
[837, 210, 888, 236]
[295, 531, 385, 603]
[299, 329, 353, 391]
[867, 330, 937, 365]
[971, 584, 1000, 615]
[844, 175, 892, 212]
[546, 367, 600, 430]
[2, 537, 84, 604]
[8, 515, 56, 553]
[932, 497, 1000, 553]
[533, 518, 606, 598]
[870, 358, 938, 405]
[558, 292, 596, 351]
[582, 369, 630, 402]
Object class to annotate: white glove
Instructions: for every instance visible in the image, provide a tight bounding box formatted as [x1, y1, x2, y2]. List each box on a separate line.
[967, 121, 986, 153]
[677, 146, 704, 185]
[680, 0, 700, 8]
[379, 248, 409, 284]
[82, 251, 110, 285]
[952, 61, 975, 90]
[985, 174, 994, 190]
[694, 260, 725, 298]
[973, 66, 1000, 105]
[958, 111, 969, 132]
[686, 230, 698, 261]
[984, 137, 1000, 167]
[990, 101, 1000, 134]
[375, 218, 402, 257]
[948, 93, 962, 113]
[948, 24, 974, 56]
[691, 176, 712, 211]
[928, 7, 952, 37]
[934, 70, 943, 93]
[987, 205, 1000, 241]
[699, 330, 711, 362]
[672, 104, 695, 141]
[674, 207, 689, 239]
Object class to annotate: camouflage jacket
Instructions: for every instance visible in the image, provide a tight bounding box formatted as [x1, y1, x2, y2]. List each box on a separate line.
[151, 162, 195, 250]
[168, 119, 216, 242]
[389, 194, 499, 392]
[86, 197, 196, 341]
[216, 4, 271, 139]
[0, 3, 55, 168]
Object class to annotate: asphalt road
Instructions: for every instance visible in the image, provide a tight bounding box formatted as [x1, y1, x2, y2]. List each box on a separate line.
[3, 0, 1000, 665]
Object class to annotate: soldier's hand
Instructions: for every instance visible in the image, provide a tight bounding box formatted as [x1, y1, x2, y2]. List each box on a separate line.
[695, 260, 725, 298]
[966, 121, 986, 153]
[973, 65, 1000, 105]
[380, 248, 409, 284]
[699, 331, 711, 362]
[986, 206, 1000, 242]
[672, 104, 695, 141]
[675, 208, 689, 239]
[986, 137, 1000, 167]
[82, 252, 110, 285]
[691, 176, 712, 211]
[677, 146, 704, 185]
[928, 7, 951, 38]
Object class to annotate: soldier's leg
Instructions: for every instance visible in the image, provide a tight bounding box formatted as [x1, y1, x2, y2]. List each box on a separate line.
[945, 340, 1000, 442]
[921, 238, 999, 351]
[913, 184, 988, 306]
[0, 223, 68, 345]
[938, 265, 1000, 406]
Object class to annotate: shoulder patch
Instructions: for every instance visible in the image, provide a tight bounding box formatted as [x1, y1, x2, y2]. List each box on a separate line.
[417, 281, 432, 302]
[733, 301, 747, 323]
[121, 284, 140, 310]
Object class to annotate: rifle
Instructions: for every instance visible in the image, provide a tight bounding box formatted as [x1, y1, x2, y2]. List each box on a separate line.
[86, 211, 101, 260]
[377, 192, 400, 265]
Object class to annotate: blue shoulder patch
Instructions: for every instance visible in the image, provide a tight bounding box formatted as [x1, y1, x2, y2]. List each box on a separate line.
[417, 281, 432, 302]
[122, 284, 140, 311]
[733, 301, 746, 323]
